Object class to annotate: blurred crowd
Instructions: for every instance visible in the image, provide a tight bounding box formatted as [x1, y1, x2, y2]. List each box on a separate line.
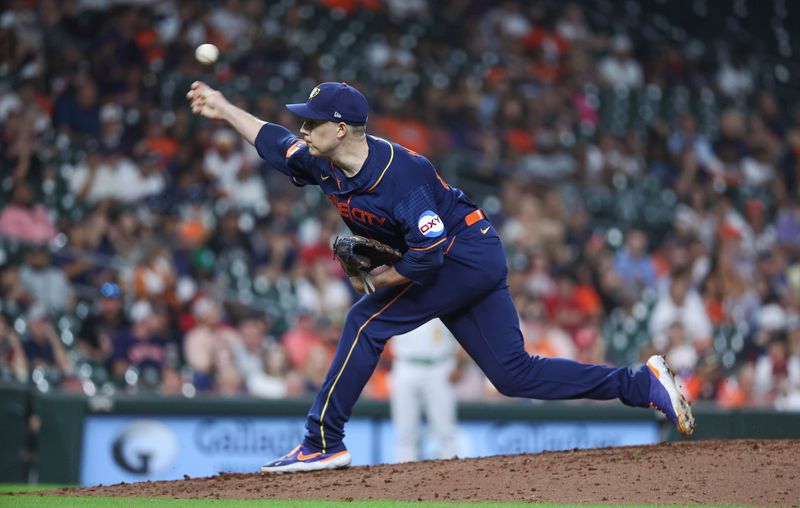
[1, 0, 799, 410]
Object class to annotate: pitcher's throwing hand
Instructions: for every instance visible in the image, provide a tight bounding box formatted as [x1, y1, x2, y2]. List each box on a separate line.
[186, 81, 228, 120]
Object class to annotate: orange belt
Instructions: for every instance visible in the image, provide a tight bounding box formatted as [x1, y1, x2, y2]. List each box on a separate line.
[464, 209, 486, 227]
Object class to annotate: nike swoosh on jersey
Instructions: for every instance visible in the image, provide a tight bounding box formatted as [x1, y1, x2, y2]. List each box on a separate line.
[321, 174, 330, 181]
[480, 226, 490, 234]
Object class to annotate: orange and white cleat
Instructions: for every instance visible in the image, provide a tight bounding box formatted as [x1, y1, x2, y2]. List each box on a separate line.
[646, 355, 696, 436]
[261, 444, 352, 474]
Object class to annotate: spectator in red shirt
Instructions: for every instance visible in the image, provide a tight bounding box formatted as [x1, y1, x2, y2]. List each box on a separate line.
[543, 269, 594, 338]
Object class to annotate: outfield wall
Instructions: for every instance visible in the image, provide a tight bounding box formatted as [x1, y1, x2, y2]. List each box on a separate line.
[2, 382, 800, 485]
[0, 383, 29, 483]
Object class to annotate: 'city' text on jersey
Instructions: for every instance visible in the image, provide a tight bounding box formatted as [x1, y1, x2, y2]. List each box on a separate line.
[330, 196, 387, 226]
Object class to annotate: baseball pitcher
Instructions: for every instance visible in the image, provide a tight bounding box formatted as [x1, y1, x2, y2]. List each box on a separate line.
[186, 80, 695, 474]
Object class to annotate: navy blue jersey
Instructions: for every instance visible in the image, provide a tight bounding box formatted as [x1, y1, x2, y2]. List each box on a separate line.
[255, 123, 481, 284]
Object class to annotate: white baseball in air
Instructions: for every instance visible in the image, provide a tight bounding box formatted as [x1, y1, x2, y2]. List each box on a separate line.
[195, 43, 219, 65]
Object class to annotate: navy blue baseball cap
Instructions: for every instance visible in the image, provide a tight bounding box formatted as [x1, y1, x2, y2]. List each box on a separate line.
[285, 82, 369, 126]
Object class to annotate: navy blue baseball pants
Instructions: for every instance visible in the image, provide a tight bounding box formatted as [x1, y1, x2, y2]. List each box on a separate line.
[303, 221, 653, 454]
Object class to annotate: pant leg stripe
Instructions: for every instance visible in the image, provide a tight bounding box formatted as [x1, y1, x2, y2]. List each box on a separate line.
[319, 283, 415, 453]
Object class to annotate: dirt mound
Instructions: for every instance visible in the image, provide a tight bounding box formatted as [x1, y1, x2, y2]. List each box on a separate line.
[37, 440, 799, 505]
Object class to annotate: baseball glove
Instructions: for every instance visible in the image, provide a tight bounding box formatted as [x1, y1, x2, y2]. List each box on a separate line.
[333, 236, 402, 293]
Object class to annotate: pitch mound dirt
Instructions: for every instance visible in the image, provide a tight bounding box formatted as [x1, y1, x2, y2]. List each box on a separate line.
[40, 440, 800, 505]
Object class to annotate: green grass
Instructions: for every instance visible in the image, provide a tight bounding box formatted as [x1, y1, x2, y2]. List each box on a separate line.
[0, 485, 68, 494]
[0, 485, 750, 507]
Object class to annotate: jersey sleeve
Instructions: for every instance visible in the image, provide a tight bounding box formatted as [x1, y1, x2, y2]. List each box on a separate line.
[253, 123, 317, 186]
[392, 183, 447, 285]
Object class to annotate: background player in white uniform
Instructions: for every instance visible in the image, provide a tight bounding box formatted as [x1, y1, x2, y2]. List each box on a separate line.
[390, 319, 458, 462]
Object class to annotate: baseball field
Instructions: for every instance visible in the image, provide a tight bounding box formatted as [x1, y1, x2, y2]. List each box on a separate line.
[3, 439, 798, 507]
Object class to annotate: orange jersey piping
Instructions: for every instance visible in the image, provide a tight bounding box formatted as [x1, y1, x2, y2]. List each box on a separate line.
[408, 237, 448, 252]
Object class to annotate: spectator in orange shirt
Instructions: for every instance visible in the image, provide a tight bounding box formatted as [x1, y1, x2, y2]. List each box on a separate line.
[137, 116, 177, 163]
[520, 298, 577, 360]
[716, 362, 755, 408]
[371, 115, 432, 156]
